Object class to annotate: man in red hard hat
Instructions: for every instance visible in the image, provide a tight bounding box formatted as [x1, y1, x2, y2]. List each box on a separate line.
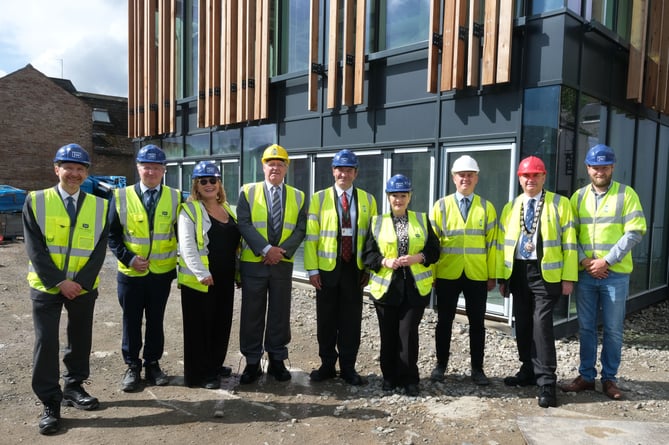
[497, 156, 578, 408]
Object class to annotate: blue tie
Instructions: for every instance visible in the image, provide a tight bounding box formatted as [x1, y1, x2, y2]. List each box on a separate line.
[66, 196, 76, 223]
[520, 198, 535, 259]
[459, 197, 470, 221]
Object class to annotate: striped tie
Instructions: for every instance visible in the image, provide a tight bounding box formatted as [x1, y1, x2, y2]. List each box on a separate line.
[271, 186, 282, 241]
[66, 196, 76, 223]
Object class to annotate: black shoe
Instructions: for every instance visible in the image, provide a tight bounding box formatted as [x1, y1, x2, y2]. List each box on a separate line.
[471, 368, 490, 386]
[62, 383, 99, 410]
[201, 378, 220, 389]
[38, 403, 60, 435]
[145, 361, 169, 386]
[121, 365, 141, 392]
[267, 360, 291, 382]
[340, 369, 365, 386]
[240, 362, 263, 384]
[405, 383, 420, 397]
[430, 363, 447, 382]
[503, 371, 536, 387]
[218, 366, 232, 378]
[382, 379, 396, 391]
[538, 384, 557, 408]
[309, 365, 337, 382]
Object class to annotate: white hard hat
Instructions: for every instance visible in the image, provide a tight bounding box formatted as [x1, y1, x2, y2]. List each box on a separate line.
[451, 155, 480, 173]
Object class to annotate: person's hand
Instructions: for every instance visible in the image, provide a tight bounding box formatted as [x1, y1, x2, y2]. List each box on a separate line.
[58, 279, 82, 300]
[562, 280, 574, 296]
[487, 278, 496, 291]
[263, 246, 286, 265]
[499, 283, 509, 298]
[200, 275, 214, 286]
[582, 257, 609, 279]
[131, 256, 149, 272]
[309, 274, 322, 290]
[359, 272, 370, 289]
[382, 257, 400, 270]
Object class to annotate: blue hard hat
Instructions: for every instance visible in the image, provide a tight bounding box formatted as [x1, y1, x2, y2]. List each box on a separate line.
[332, 149, 359, 168]
[53, 143, 91, 167]
[192, 161, 221, 178]
[585, 144, 616, 166]
[385, 174, 412, 193]
[136, 144, 166, 164]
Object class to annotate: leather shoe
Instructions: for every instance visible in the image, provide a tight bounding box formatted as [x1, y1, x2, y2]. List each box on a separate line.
[382, 379, 396, 391]
[62, 383, 99, 410]
[145, 361, 169, 386]
[38, 403, 60, 435]
[471, 368, 490, 386]
[340, 369, 365, 386]
[240, 362, 263, 384]
[503, 371, 536, 387]
[560, 375, 595, 393]
[201, 378, 220, 389]
[538, 384, 557, 408]
[603, 380, 623, 400]
[121, 365, 141, 392]
[430, 363, 447, 382]
[267, 360, 291, 382]
[218, 366, 232, 378]
[405, 383, 420, 397]
[309, 365, 337, 382]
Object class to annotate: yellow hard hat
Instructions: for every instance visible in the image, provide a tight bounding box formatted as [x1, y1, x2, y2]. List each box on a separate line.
[261, 144, 290, 165]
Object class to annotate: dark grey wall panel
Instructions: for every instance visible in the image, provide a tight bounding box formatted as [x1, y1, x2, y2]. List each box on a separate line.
[322, 110, 375, 148]
[562, 15, 583, 89]
[580, 32, 613, 99]
[373, 54, 432, 106]
[375, 102, 436, 144]
[278, 117, 322, 150]
[440, 91, 521, 139]
[524, 15, 566, 87]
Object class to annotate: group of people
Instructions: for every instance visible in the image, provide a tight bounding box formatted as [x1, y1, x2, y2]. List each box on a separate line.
[24, 142, 645, 436]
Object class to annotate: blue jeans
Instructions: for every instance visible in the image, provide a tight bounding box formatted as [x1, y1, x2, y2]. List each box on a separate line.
[576, 271, 629, 383]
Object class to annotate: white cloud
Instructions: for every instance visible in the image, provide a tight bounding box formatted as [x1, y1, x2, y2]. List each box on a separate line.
[0, 0, 128, 97]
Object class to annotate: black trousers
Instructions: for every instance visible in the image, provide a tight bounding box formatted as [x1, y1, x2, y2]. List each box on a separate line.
[435, 275, 487, 369]
[31, 289, 97, 403]
[315, 260, 363, 371]
[509, 260, 561, 386]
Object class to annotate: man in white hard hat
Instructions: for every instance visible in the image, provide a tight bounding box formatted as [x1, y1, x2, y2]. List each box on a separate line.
[429, 155, 497, 386]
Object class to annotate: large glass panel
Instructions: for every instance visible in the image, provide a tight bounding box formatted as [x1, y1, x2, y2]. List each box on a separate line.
[531, 0, 564, 15]
[629, 119, 655, 295]
[165, 164, 180, 189]
[181, 163, 196, 193]
[567, 0, 582, 14]
[556, 87, 578, 197]
[285, 157, 311, 278]
[162, 136, 183, 159]
[242, 124, 277, 184]
[221, 160, 241, 209]
[185, 133, 210, 158]
[522, 86, 559, 189]
[391, 150, 433, 213]
[278, 0, 310, 74]
[608, 106, 634, 185]
[378, 0, 429, 51]
[650, 125, 669, 288]
[574, 95, 606, 190]
[355, 153, 385, 208]
[212, 128, 241, 155]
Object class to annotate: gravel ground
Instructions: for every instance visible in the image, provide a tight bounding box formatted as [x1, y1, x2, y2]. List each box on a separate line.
[0, 239, 668, 444]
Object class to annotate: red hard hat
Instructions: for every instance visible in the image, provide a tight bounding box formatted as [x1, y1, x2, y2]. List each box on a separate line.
[517, 156, 546, 175]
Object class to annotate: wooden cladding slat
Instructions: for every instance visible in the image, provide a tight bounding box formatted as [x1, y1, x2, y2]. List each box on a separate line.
[308, 0, 320, 111]
[642, 0, 661, 109]
[145, 0, 158, 136]
[427, 0, 440, 93]
[627, 0, 647, 103]
[128, 0, 136, 137]
[342, 0, 355, 106]
[452, 0, 467, 90]
[237, 0, 248, 122]
[327, 0, 340, 109]
[135, 0, 145, 137]
[496, 0, 513, 83]
[658, 3, 669, 112]
[353, 0, 366, 104]
[441, 0, 456, 91]
[467, 0, 481, 87]
[481, 0, 499, 85]
[225, 1, 238, 124]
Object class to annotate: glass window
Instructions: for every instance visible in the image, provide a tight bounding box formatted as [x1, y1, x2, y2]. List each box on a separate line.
[277, 0, 310, 75]
[165, 164, 180, 189]
[531, 0, 565, 15]
[391, 150, 433, 213]
[242, 124, 277, 184]
[608, 106, 634, 185]
[650, 125, 669, 289]
[567, 0, 582, 14]
[377, 0, 430, 51]
[221, 160, 240, 208]
[522, 86, 560, 189]
[212, 128, 241, 155]
[574, 94, 606, 190]
[181, 163, 196, 192]
[354, 153, 384, 208]
[285, 156, 311, 278]
[92, 108, 111, 123]
[588, 0, 631, 40]
[162, 136, 183, 159]
[185, 133, 210, 158]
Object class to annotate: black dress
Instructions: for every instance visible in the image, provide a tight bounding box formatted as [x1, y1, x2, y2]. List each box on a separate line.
[181, 214, 240, 387]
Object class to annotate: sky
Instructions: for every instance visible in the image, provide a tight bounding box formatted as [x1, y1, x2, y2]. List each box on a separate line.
[0, 0, 128, 97]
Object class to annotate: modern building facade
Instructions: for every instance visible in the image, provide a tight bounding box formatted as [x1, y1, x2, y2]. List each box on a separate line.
[128, 0, 668, 335]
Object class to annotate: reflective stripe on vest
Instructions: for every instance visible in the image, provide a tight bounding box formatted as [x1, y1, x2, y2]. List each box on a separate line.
[115, 186, 179, 276]
[27, 188, 108, 294]
[368, 211, 434, 299]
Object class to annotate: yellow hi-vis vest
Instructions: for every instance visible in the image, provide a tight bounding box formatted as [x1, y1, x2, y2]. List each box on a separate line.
[571, 181, 646, 274]
[368, 211, 434, 299]
[27, 188, 108, 294]
[177, 200, 237, 292]
[239, 182, 305, 263]
[497, 191, 578, 283]
[430, 194, 497, 281]
[304, 187, 377, 271]
[114, 186, 180, 276]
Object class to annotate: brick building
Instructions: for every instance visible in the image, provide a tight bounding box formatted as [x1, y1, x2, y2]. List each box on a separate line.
[0, 64, 134, 192]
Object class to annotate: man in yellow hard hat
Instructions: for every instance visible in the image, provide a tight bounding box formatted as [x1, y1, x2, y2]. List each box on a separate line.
[236, 144, 307, 384]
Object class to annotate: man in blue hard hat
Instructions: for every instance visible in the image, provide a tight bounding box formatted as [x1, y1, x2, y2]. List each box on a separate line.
[304, 149, 378, 385]
[561, 144, 646, 400]
[23, 144, 110, 435]
[108, 145, 182, 392]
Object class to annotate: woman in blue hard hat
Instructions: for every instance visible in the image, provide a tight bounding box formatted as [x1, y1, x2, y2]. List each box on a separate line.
[363, 174, 440, 396]
[177, 161, 241, 389]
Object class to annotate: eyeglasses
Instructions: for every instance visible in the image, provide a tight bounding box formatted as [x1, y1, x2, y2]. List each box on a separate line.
[198, 178, 218, 185]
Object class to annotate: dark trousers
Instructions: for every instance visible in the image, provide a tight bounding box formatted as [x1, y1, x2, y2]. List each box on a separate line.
[435, 276, 487, 369]
[374, 300, 425, 386]
[239, 261, 293, 363]
[316, 261, 363, 371]
[510, 260, 561, 386]
[31, 289, 97, 403]
[181, 281, 234, 386]
[117, 272, 173, 366]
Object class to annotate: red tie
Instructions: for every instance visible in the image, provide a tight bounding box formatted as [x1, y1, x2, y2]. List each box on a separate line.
[341, 192, 353, 262]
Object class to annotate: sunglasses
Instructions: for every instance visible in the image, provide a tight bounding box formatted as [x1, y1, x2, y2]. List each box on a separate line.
[198, 178, 219, 185]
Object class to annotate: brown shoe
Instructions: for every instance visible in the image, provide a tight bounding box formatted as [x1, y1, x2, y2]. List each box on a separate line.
[603, 380, 623, 400]
[560, 375, 595, 392]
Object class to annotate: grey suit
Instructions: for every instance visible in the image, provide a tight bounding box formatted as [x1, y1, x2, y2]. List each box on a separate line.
[236, 182, 307, 362]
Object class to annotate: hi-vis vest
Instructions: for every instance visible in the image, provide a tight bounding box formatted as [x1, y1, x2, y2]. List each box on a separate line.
[27, 188, 108, 294]
[239, 182, 304, 263]
[177, 200, 237, 292]
[571, 181, 646, 274]
[368, 211, 434, 299]
[430, 194, 497, 281]
[114, 186, 180, 276]
[497, 191, 578, 283]
[304, 187, 377, 271]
